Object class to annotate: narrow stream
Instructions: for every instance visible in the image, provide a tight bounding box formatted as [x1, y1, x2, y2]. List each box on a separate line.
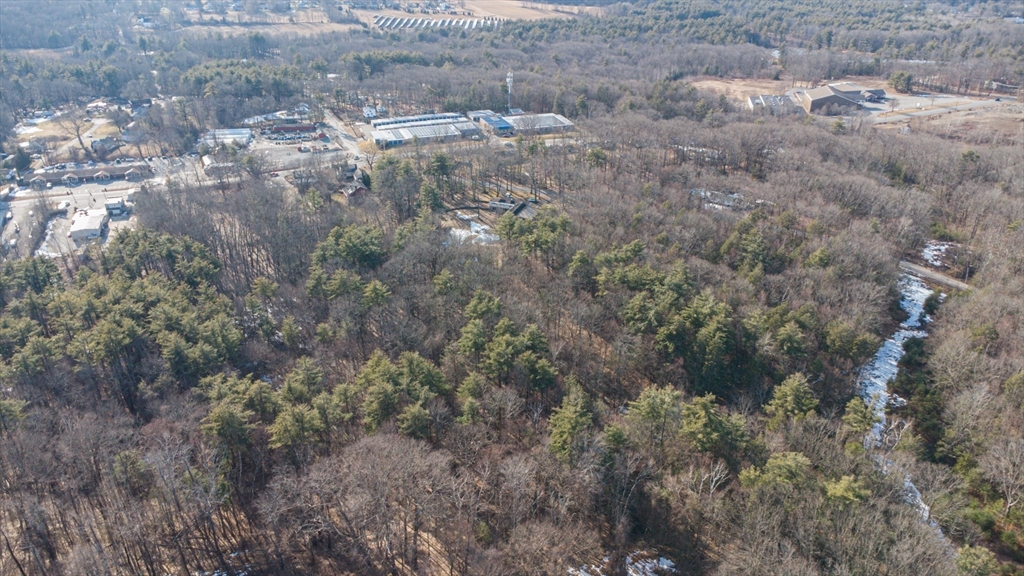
[856, 273, 940, 526]
[573, 273, 945, 576]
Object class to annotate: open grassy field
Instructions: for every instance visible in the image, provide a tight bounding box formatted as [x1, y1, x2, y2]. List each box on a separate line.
[353, 0, 599, 25]
[908, 101, 1024, 145]
[178, 8, 362, 36]
[461, 0, 599, 19]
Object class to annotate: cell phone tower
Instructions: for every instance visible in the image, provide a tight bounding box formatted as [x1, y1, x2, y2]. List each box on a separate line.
[506, 70, 513, 113]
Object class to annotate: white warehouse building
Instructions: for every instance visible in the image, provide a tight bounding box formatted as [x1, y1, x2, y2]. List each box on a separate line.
[68, 209, 109, 242]
[199, 128, 254, 148]
[371, 114, 481, 148]
[502, 113, 574, 135]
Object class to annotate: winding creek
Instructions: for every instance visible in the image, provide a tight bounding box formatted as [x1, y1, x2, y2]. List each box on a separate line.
[573, 272, 948, 575]
[856, 273, 943, 528]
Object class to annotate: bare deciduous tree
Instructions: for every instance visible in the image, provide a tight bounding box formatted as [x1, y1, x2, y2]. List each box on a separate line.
[979, 437, 1024, 515]
[53, 109, 93, 158]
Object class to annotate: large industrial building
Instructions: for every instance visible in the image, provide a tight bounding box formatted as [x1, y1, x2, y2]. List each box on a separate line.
[241, 104, 312, 127]
[199, 128, 253, 148]
[503, 113, 574, 135]
[469, 110, 515, 136]
[370, 113, 481, 148]
[795, 83, 886, 114]
[369, 110, 574, 148]
[371, 113, 465, 130]
[469, 110, 575, 136]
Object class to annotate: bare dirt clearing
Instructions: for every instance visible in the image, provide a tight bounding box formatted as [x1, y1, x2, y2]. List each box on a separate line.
[689, 77, 798, 100]
[907, 102, 1023, 145]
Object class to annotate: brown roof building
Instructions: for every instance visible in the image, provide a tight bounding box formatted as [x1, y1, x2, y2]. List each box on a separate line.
[796, 86, 859, 114]
[31, 164, 153, 186]
[796, 83, 887, 114]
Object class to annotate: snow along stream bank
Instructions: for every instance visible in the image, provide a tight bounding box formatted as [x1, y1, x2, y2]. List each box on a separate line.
[571, 273, 945, 576]
[856, 273, 943, 528]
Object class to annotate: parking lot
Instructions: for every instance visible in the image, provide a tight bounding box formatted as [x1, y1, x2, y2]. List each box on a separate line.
[2, 115, 370, 262]
[0, 153, 183, 261]
[1, 177, 146, 260]
[855, 91, 1009, 124]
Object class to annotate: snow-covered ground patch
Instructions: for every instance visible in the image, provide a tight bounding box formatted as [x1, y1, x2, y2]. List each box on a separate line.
[15, 124, 42, 135]
[449, 220, 499, 245]
[858, 274, 932, 442]
[857, 274, 948, 531]
[922, 240, 954, 268]
[24, 116, 54, 126]
[570, 550, 677, 576]
[33, 215, 69, 258]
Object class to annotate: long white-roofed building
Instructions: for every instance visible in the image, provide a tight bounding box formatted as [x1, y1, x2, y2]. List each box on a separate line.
[370, 113, 480, 148]
[501, 113, 574, 135]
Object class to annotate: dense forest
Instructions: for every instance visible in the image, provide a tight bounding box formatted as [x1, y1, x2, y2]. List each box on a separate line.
[1, 0, 1023, 575]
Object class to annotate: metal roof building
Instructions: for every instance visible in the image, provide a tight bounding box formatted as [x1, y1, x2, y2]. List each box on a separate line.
[199, 128, 253, 148]
[370, 114, 480, 148]
[372, 120, 481, 148]
[502, 113, 574, 134]
[482, 116, 514, 136]
[371, 112, 465, 129]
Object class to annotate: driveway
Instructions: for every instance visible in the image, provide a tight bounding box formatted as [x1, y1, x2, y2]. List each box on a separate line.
[899, 260, 970, 291]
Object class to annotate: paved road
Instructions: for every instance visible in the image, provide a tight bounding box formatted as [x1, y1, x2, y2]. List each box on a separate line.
[321, 110, 369, 172]
[899, 260, 970, 291]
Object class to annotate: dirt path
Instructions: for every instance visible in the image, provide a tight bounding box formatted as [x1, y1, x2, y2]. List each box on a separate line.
[899, 260, 971, 291]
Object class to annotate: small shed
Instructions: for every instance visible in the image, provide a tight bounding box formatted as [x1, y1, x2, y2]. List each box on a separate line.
[104, 197, 126, 215]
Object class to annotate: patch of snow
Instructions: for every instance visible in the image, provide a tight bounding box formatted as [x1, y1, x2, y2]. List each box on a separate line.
[858, 274, 933, 441]
[857, 274, 949, 536]
[922, 240, 953, 268]
[570, 550, 677, 576]
[33, 216, 68, 258]
[15, 124, 42, 135]
[448, 220, 499, 245]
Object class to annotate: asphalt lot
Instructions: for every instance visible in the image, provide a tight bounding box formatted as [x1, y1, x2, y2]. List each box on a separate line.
[0, 156, 182, 260]
[867, 93, 1007, 124]
[2, 179, 147, 260]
